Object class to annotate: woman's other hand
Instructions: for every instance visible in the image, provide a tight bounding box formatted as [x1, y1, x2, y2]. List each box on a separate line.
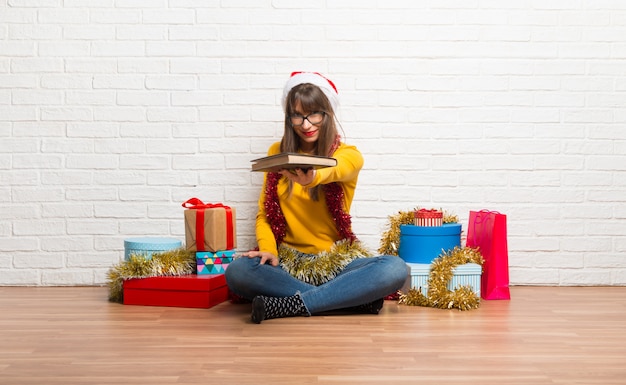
[279, 167, 315, 186]
[241, 250, 279, 266]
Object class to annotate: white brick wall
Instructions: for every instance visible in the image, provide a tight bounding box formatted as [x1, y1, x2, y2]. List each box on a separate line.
[1, 1, 625, 286]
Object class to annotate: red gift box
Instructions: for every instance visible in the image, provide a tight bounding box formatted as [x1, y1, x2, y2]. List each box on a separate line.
[123, 274, 229, 309]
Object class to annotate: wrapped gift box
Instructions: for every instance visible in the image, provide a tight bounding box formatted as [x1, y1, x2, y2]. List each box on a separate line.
[196, 250, 236, 275]
[123, 274, 229, 309]
[414, 208, 443, 227]
[183, 199, 237, 252]
[124, 237, 182, 261]
[406, 262, 481, 297]
[398, 223, 461, 264]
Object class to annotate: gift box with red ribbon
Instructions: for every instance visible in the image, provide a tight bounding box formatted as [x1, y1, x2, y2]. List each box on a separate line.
[183, 198, 236, 252]
[414, 208, 443, 227]
[196, 250, 236, 275]
[123, 274, 229, 309]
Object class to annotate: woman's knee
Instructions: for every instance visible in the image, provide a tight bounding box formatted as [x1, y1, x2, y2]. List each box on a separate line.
[384, 256, 409, 283]
[225, 257, 255, 284]
[224, 257, 259, 299]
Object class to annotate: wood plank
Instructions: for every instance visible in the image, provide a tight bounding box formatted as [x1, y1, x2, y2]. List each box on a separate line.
[0, 286, 625, 384]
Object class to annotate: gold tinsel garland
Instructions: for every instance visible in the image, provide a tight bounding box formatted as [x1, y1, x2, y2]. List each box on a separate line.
[279, 239, 372, 286]
[399, 246, 484, 311]
[378, 210, 414, 256]
[106, 248, 195, 303]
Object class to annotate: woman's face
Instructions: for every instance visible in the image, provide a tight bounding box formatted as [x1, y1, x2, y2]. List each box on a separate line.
[290, 100, 322, 151]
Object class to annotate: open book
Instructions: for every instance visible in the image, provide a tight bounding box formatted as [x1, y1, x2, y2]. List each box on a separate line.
[251, 153, 337, 172]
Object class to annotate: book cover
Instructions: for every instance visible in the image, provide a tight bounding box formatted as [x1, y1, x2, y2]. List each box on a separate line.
[251, 153, 337, 172]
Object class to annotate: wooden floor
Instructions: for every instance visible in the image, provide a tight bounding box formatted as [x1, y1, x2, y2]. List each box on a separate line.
[0, 286, 625, 385]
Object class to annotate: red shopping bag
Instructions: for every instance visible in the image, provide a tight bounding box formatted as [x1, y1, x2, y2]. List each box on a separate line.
[466, 210, 510, 300]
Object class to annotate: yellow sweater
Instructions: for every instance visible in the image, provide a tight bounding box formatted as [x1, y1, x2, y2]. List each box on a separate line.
[255, 141, 364, 256]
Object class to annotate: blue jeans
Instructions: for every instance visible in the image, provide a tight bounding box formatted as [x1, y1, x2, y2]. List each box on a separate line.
[225, 255, 409, 314]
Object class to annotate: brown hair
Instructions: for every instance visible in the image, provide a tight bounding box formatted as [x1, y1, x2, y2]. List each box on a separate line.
[281, 83, 339, 200]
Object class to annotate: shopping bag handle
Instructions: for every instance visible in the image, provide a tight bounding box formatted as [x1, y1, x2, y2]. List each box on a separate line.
[478, 209, 501, 215]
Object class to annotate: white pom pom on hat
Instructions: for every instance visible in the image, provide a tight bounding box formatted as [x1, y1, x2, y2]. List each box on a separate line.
[282, 71, 339, 113]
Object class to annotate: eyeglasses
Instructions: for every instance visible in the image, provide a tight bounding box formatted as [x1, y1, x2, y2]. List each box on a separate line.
[289, 112, 325, 127]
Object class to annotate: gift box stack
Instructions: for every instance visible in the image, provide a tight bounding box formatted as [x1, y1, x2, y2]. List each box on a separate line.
[400, 208, 481, 296]
[183, 198, 237, 275]
[122, 198, 237, 309]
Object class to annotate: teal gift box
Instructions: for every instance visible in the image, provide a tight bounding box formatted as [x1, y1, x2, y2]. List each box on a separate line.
[406, 262, 481, 297]
[124, 237, 182, 261]
[196, 250, 236, 275]
[398, 223, 462, 264]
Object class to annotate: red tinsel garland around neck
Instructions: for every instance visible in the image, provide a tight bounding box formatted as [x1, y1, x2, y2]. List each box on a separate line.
[264, 171, 288, 245]
[263, 137, 357, 246]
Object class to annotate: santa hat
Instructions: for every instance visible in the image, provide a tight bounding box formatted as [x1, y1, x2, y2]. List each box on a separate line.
[282, 71, 339, 113]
